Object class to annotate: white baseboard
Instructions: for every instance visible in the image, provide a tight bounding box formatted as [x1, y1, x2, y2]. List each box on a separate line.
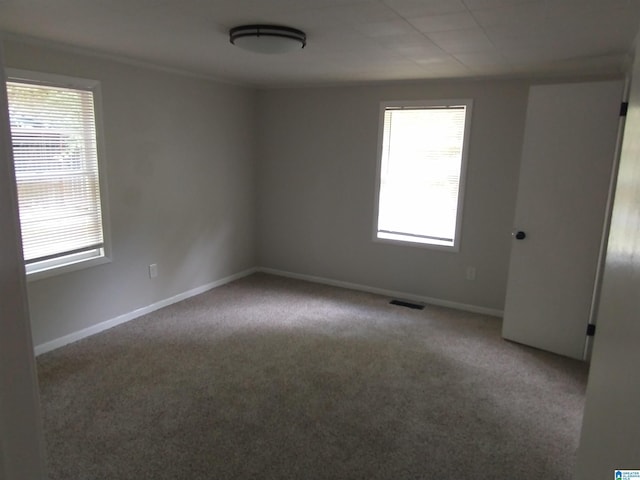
[258, 267, 504, 318]
[35, 266, 502, 355]
[34, 268, 258, 356]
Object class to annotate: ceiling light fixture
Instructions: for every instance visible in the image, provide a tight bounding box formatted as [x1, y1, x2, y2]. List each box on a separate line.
[229, 24, 306, 54]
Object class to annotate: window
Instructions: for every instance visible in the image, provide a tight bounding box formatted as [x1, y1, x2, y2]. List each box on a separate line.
[5, 69, 110, 279]
[374, 100, 472, 251]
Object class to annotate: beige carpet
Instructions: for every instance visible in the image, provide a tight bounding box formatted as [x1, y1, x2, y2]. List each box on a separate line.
[37, 273, 588, 479]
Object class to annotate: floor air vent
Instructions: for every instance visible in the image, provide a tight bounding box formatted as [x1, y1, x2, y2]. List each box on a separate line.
[389, 299, 425, 310]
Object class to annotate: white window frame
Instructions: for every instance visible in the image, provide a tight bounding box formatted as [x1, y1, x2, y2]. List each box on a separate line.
[6, 68, 111, 281]
[372, 99, 473, 252]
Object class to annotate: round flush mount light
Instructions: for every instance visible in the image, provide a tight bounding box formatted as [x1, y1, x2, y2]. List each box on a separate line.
[229, 24, 306, 54]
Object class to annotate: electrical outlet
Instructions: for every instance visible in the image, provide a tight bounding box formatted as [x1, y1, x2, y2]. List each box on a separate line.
[466, 266, 476, 281]
[149, 263, 158, 279]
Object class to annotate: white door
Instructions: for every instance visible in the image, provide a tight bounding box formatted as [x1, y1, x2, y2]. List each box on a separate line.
[502, 81, 623, 360]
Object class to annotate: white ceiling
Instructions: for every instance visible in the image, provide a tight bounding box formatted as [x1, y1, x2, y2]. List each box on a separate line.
[1, 0, 639, 87]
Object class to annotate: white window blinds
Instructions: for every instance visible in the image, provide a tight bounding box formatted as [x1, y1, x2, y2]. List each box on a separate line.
[376, 103, 469, 248]
[6, 80, 105, 265]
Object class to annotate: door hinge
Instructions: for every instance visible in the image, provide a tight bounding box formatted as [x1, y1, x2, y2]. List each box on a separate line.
[620, 102, 629, 117]
[586, 324, 596, 336]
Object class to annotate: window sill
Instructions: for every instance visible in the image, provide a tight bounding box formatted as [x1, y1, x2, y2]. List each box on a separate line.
[373, 235, 460, 253]
[26, 253, 111, 282]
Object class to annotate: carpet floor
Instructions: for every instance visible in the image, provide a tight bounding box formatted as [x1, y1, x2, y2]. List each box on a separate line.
[36, 273, 589, 479]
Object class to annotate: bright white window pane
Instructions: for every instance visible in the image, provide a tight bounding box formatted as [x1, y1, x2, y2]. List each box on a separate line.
[375, 101, 471, 249]
[6, 71, 109, 276]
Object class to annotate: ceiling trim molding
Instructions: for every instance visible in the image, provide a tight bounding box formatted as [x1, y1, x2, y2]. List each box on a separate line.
[0, 31, 253, 88]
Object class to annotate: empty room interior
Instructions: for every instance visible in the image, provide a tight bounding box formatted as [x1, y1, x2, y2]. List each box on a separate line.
[1, 1, 640, 479]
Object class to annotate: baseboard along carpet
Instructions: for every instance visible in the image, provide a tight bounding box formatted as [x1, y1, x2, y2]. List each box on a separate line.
[36, 273, 588, 479]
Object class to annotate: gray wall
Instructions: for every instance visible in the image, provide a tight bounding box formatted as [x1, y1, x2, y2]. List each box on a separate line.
[256, 81, 528, 312]
[575, 35, 640, 478]
[3, 39, 257, 347]
[0, 41, 47, 479]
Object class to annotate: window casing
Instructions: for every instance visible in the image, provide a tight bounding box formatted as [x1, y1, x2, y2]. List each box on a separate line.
[5, 69, 110, 279]
[373, 100, 472, 251]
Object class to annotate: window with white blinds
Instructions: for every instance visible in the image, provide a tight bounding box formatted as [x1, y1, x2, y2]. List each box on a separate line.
[6, 70, 109, 277]
[374, 100, 472, 250]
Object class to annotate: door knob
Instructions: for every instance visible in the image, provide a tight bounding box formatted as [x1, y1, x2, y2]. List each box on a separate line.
[514, 231, 526, 240]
